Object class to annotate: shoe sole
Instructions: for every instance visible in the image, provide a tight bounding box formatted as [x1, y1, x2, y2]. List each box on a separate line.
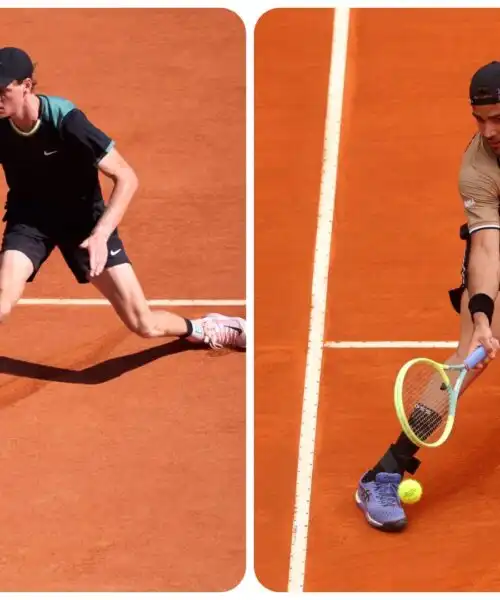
[354, 491, 408, 532]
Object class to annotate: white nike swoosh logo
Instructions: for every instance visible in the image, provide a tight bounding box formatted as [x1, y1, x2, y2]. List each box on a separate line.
[110, 249, 122, 256]
[44, 150, 58, 156]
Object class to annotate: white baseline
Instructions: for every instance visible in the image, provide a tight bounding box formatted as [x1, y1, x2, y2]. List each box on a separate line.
[18, 298, 246, 307]
[325, 340, 458, 349]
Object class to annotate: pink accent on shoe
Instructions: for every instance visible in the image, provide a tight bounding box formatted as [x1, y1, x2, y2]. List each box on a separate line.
[194, 313, 246, 350]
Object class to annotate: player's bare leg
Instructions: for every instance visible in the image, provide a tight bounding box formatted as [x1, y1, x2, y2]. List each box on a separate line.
[355, 289, 500, 531]
[91, 263, 190, 337]
[90, 263, 246, 349]
[0, 250, 34, 322]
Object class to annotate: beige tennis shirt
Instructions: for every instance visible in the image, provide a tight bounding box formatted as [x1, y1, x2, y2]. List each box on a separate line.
[459, 133, 500, 233]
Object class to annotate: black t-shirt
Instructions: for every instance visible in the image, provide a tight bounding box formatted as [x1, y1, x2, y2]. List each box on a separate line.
[0, 94, 114, 234]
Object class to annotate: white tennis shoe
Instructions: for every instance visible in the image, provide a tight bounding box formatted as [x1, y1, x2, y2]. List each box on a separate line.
[189, 313, 246, 350]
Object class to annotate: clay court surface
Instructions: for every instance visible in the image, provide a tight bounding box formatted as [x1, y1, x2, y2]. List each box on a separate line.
[255, 8, 500, 592]
[0, 9, 245, 592]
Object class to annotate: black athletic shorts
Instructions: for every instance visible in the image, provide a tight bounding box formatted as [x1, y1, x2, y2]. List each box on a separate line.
[448, 223, 475, 314]
[1, 221, 131, 284]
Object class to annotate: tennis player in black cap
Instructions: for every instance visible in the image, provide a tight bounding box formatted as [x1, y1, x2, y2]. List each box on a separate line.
[354, 61, 500, 532]
[0, 47, 246, 350]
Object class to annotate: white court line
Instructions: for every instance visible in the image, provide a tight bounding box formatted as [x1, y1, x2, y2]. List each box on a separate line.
[325, 341, 458, 349]
[17, 298, 246, 307]
[287, 7, 350, 593]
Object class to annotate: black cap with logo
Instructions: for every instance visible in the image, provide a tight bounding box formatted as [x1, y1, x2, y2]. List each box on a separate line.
[0, 47, 34, 87]
[469, 61, 500, 105]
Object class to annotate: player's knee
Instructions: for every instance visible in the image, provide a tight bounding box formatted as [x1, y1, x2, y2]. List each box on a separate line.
[128, 311, 155, 339]
[135, 323, 156, 339]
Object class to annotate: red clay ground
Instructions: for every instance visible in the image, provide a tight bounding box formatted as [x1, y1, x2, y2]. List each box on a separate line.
[255, 7, 500, 592]
[0, 9, 245, 592]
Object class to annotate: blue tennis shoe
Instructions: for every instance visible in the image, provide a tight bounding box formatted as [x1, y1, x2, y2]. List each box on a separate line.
[355, 472, 408, 532]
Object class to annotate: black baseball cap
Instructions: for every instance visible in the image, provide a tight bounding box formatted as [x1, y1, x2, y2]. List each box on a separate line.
[0, 47, 34, 87]
[469, 61, 500, 105]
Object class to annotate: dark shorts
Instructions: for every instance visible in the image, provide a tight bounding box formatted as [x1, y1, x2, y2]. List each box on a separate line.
[448, 223, 474, 314]
[1, 222, 131, 284]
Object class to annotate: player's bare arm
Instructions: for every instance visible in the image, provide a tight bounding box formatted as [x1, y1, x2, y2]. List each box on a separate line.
[94, 147, 139, 238]
[81, 148, 139, 277]
[468, 227, 500, 299]
[459, 161, 500, 359]
[466, 228, 500, 358]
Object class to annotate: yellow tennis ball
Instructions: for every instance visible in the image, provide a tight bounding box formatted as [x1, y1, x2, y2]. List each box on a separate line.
[398, 479, 423, 504]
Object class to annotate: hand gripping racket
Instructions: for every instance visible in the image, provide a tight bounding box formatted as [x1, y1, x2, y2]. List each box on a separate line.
[394, 345, 487, 448]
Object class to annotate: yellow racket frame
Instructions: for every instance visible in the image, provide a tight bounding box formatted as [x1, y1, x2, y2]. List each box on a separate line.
[394, 357, 458, 448]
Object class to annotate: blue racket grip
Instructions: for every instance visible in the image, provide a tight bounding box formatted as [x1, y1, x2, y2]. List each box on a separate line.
[464, 345, 488, 370]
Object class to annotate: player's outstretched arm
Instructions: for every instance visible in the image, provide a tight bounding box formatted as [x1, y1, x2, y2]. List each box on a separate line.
[93, 147, 139, 239]
[467, 228, 500, 359]
[79, 147, 139, 278]
[468, 228, 500, 299]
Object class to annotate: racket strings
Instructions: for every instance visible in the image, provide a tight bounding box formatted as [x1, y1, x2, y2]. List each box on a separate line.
[408, 402, 443, 441]
[402, 363, 450, 443]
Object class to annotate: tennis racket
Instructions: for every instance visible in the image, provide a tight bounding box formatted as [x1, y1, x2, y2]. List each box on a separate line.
[394, 345, 487, 448]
